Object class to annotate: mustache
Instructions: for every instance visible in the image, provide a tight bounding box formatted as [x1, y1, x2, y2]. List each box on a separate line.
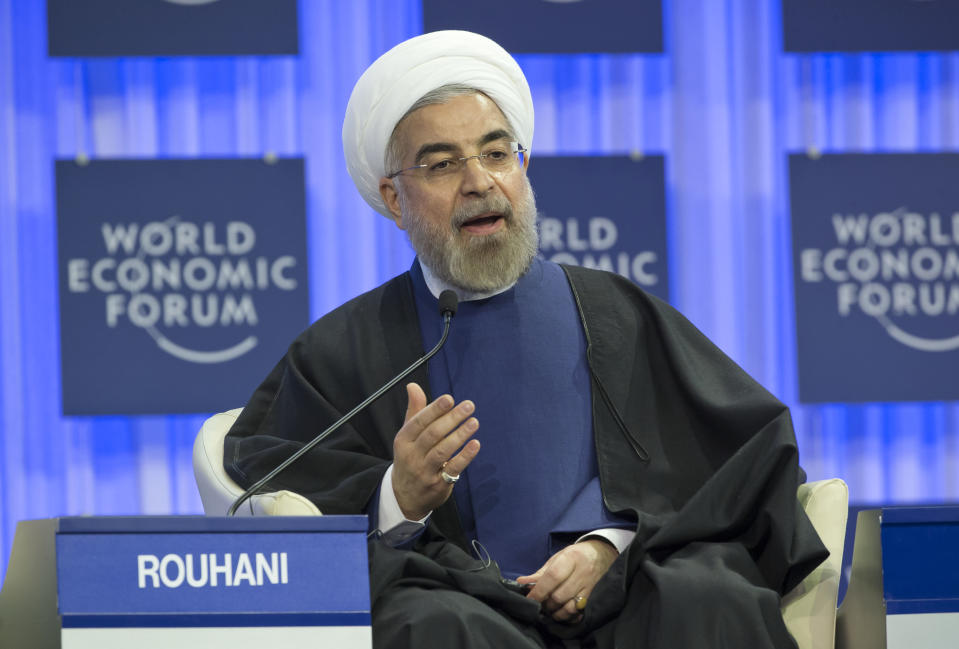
[450, 195, 514, 229]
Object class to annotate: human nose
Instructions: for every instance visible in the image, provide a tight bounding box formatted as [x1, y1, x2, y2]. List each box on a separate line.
[458, 155, 494, 195]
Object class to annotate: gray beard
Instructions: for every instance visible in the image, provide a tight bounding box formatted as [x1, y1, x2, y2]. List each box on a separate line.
[400, 180, 539, 294]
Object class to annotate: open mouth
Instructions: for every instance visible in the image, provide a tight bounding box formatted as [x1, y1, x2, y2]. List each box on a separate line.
[459, 213, 504, 235]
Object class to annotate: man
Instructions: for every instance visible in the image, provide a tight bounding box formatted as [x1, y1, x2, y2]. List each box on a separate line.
[225, 30, 827, 648]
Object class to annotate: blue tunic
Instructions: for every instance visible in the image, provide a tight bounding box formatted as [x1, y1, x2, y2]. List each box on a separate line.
[411, 258, 621, 578]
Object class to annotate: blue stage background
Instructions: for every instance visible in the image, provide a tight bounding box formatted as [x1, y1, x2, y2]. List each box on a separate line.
[2, 0, 958, 583]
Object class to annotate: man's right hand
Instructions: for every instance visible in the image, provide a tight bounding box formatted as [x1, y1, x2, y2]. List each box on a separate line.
[391, 383, 481, 520]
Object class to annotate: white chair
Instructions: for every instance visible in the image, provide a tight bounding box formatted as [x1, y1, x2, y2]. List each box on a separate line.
[782, 477, 850, 649]
[193, 408, 321, 516]
[193, 410, 849, 648]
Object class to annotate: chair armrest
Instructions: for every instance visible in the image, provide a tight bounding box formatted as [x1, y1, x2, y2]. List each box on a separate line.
[782, 478, 850, 649]
[240, 489, 322, 516]
[193, 408, 321, 516]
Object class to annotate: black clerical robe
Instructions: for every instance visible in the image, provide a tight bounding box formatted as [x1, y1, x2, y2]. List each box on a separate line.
[225, 264, 828, 648]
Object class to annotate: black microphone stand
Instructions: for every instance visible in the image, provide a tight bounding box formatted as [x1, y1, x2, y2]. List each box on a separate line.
[228, 292, 458, 516]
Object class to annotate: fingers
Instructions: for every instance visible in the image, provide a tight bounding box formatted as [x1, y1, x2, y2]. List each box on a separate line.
[390, 385, 481, 519]
[440, 438, 481, 478]
[520, 541, 616, 623]
[427, 410, 479, 468]
[553, 594, 587, 623]
[397, 384, 453, 442]
[397, 386, 474, 450]
[515, 567, 544, 586]
[544, 580, 582, 617]
[524, 552, 575, 606]
[403, 382, 428, 424]
[415, 400, 476, 455]
[543, 577, 590, 623]
[398, 389, 480, 470]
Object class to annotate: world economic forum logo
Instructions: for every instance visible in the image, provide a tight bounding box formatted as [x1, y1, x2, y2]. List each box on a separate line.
[540, 216, 660, 289]
[65, 215, 298, 364]
[529, 156, 669, 302]
[798, 207, 959, 352]
[56, 158, 309, 415]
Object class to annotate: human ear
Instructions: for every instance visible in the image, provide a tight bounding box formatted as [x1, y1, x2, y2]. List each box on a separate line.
[379, 177, 405, 229]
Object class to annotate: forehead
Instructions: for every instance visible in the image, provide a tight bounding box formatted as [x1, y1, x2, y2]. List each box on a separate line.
[394, 93, 512, 159]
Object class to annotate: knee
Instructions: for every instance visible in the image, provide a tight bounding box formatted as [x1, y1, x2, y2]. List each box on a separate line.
[651, 561, 791, 648]
[372, 587, 540, 649]
[372, 588, 477, 649]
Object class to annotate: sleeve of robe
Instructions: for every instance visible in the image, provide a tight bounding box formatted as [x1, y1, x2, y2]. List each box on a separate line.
[222, 274, 428, 517]
[561, 265, 829, 646]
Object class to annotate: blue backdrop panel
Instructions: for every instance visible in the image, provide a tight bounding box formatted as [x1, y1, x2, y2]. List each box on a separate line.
[56, 158, 310, 414]
[422, 0, 663, 54]
[3, 0, 959, 588]
[47, 0, 299, 57]
[782, 0, 959, 53]
[528, 156, 668, 301]
[790, 153, 959, 403]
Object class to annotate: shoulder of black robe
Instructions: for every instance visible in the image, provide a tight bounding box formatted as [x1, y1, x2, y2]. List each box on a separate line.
[222, 271, 468, 546]
[560, 265, 829, 640]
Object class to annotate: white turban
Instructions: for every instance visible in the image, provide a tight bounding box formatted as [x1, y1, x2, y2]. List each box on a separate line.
[342, 30, 534, 217]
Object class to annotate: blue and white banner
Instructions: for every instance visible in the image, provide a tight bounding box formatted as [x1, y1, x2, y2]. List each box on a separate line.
[47, 0, 299, 57]
[783, 0, 959, 53]
[56, 517, 370, 622]
[56, 158, 309, 415]
[529, 156, 669, 302]
[880, 507, 959, 649]
[422, 0, 663, 54]
[55, 516, 371, 647]
[790, 153, 959, 403]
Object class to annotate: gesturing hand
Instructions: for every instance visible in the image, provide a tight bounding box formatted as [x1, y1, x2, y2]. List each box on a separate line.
[517, 539, 618, 623]
[391, 382, 481, 521]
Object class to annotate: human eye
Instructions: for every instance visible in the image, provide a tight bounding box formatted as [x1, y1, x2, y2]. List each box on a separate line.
[427, 157, 459, 175]
[484, 146, 510, 162]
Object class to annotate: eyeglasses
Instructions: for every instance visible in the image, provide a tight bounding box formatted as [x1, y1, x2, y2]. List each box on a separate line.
[387, 142, 527, 181]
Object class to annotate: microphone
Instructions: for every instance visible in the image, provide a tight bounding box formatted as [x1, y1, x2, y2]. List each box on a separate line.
[228, 289, 460, 516]
[438, 289, 458, 317]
